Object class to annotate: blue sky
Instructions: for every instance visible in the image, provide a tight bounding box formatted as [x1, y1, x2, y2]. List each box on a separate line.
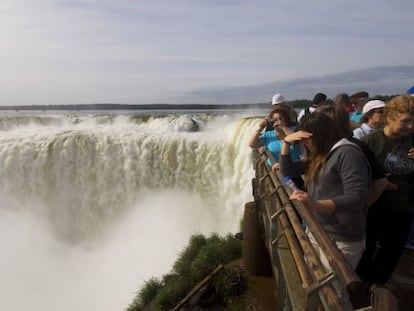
[1, 0, 413, 105]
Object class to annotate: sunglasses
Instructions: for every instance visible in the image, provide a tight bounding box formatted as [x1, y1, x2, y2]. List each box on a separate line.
[372, 109, 384, 114]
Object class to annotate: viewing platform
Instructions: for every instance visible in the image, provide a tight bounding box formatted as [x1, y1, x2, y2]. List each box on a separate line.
[242, 149, 414, 310]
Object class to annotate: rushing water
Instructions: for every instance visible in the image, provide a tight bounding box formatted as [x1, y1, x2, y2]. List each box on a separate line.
[0, 109, 264, 310]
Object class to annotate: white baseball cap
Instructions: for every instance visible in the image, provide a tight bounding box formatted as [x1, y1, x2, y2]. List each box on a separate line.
[271, 93, 286, 105]
[362, 100, 385, 114]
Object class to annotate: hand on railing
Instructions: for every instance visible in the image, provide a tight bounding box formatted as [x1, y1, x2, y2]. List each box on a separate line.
[283, 176, 336, 214]
[271, 163, 279, 173]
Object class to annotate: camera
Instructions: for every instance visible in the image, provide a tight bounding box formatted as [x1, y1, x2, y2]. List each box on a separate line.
[267, 118, 276, 126]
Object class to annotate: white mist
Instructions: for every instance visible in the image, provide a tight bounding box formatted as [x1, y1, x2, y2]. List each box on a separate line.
[0, 190, 240, 311]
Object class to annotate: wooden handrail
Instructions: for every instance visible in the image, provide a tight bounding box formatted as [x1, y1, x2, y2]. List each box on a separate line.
[257, 155, 345, 310]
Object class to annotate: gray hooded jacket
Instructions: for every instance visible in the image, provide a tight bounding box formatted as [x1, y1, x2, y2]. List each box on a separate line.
[280, 138, 371, 242]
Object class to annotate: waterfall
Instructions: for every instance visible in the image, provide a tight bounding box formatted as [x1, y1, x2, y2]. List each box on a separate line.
[0, 110, 262, 310]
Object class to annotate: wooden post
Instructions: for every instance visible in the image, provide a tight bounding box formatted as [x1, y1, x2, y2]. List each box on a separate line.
[242, 201, 272, 276]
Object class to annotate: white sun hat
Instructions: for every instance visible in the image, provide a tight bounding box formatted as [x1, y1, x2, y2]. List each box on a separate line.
[362, 100, 385, 114]
[271, 93, 286, 105]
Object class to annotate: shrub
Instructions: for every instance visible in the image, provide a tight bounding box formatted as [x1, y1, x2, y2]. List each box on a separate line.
[127, 232, 243, 310]
[126, 277, 162, 311]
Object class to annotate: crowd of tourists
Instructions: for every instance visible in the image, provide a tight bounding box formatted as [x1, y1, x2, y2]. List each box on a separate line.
[248, 88, 414, 297]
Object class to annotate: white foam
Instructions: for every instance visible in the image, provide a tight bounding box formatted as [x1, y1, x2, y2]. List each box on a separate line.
[0, 111, 258, 310]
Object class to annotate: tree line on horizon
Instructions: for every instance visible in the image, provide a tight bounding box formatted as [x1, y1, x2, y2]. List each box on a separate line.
[0, 94, 400, 111]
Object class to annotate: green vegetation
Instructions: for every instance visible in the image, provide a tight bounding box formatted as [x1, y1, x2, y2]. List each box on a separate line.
[127, 233, 244, 311]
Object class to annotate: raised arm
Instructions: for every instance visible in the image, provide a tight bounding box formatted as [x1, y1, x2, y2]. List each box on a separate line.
[279, 130, 311, 177]
[248, 118, 268, 148]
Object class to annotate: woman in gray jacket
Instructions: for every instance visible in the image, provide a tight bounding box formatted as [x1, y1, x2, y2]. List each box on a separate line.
[280, 112, 371, 269]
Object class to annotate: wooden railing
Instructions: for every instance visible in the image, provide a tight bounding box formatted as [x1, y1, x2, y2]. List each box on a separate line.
[243, 150, 399, 310]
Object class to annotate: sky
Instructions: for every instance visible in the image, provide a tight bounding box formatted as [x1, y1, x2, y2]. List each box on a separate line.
[1, 0, 414, 105]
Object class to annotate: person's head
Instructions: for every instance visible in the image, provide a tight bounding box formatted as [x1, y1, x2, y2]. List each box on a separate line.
[312, 92, 327, 107]
[354, 98, 369, 112]
[268, 105, 291, 129]
[298, 112, 342, 184]
[271, 93, 286, 105]
[384, 95, 414, 138]
[318, 105, 352, 138]
[360, 100, 385, 129]
[350, 91, 369, 106]
[298, 112, 342, 155]
[334, 93, 350, 110]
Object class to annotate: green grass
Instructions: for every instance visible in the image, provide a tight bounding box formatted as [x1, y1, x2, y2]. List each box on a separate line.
[126, 233, 243, 311]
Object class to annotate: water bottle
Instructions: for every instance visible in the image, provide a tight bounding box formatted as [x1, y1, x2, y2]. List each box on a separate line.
[282, 176, 299, 192]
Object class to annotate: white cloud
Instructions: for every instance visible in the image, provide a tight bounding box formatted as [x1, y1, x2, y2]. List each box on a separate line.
[0, 0, 413, 105]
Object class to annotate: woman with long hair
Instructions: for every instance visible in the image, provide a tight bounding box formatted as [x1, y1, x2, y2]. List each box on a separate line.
[279, 112, 371, 308]
[318, 105, 387, 207]
[279, 112, 371, 269]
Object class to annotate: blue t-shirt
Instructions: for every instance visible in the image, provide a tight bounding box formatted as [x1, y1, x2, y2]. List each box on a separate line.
[350, 111, 363, 124]
[260, 131, 302, 165]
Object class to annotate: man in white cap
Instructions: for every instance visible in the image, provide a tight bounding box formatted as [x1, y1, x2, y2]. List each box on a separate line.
[353, 99, 386, 140]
